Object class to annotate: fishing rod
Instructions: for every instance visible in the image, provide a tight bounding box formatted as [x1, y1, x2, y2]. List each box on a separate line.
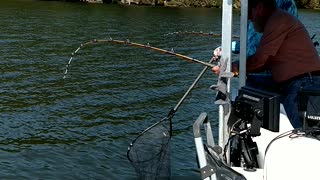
[63, 38, 216, 79]
[164, 31, 240, 38]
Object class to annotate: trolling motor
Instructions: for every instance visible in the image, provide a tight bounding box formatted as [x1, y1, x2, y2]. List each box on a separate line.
[227, 86, 280, 170]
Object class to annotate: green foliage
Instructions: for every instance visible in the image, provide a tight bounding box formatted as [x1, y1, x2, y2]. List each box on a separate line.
[292, 0, 320, 9]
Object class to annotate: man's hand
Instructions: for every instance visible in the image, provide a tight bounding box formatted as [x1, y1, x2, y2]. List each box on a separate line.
[211, 61, 240, 77]
[232, 61, 239, 77]
[211, 63, 221, 75]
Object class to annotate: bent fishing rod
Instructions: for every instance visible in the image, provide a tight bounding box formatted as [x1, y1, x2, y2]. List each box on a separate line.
[63, 38, 216, 79]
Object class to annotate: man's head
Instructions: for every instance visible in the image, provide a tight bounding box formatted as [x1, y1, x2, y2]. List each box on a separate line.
[248, 0, 277, 32]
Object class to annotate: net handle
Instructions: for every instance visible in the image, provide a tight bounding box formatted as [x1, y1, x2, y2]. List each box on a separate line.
[171, 56, 216, 114]
[166, 57, 216, 136]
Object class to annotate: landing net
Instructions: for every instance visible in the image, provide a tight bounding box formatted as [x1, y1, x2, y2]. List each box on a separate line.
[126, 56, 215, 179]
[127, 112, 173, 180]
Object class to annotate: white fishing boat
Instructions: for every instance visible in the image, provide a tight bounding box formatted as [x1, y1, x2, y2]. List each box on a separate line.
[193, 0, 320, 180]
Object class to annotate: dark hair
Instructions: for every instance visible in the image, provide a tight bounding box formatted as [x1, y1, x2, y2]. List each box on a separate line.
[248, 0, 277, 18]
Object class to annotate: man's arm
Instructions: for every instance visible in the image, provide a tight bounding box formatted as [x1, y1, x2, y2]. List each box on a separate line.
[246, 55, 268, 72]
[230, 56, 267, 76]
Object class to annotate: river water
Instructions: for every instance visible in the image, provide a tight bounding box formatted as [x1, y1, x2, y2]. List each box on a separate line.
[0, 0, 319, 179]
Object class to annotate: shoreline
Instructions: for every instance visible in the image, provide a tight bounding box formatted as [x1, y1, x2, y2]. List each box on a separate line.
[118, 2, 320, 9]
[66, 0, 320, 9]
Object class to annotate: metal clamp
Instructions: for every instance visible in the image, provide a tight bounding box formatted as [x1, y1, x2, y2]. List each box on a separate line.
[200, 165, 216, 179]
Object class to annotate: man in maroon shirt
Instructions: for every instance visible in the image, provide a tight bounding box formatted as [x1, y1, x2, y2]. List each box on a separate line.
[212, 0, 320, 128]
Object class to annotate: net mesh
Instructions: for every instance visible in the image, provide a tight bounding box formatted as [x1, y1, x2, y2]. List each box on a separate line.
[127, 116, 172, 180]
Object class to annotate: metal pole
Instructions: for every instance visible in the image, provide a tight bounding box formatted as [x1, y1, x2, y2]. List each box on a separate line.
[219, 0, 233, 148]
[239, 0, 248, 88]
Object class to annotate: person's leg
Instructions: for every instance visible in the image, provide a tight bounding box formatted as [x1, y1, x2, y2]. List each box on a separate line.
[281, 81, 302, 128]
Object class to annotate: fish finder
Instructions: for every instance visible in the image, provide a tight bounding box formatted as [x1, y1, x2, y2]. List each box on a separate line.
[230, 86, 280, 136]
[298, 87, 320, 130]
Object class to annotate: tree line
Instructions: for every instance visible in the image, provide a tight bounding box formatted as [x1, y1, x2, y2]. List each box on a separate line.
[52, 0, 320, 9]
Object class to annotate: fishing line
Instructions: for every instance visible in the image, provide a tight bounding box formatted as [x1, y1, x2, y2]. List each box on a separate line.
[63, 38, 216, 79]
[164, 31, 240, 38]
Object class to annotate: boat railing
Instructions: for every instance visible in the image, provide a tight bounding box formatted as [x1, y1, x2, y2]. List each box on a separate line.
[193, 112, 247, 180]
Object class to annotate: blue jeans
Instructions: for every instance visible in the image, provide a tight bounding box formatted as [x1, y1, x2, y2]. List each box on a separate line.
[280, 76, 320, 128]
